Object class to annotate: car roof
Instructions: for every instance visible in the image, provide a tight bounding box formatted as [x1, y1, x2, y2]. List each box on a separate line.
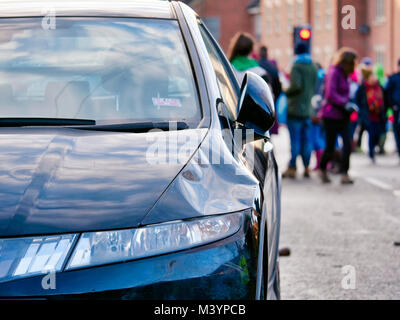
[0, 0, 176, 19]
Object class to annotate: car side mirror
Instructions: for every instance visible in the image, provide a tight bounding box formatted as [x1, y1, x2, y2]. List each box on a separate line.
[236, 72, 276, 140]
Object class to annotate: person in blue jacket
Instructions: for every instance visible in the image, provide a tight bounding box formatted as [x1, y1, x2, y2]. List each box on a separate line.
[385, 59, 400, 160]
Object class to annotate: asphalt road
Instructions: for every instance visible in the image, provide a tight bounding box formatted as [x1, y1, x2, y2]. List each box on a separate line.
[272, 126, 400, 300]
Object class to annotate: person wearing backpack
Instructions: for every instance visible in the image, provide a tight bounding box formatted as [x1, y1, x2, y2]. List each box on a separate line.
[355, 63, 388, 163]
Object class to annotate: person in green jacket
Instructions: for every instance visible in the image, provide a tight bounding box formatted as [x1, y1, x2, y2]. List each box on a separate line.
[282, 43, 318, 179]
[228, 32, 269, 85]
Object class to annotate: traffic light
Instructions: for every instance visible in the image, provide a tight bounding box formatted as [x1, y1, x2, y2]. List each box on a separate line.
[293, 26, 312, 55]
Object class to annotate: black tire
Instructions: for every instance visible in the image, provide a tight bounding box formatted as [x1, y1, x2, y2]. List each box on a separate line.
[273, 262, 281, 300]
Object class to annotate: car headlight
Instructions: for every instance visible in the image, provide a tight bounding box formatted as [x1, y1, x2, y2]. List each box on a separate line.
[66, 212, 242, 270]
[0, 234, 77, 283]
[0, 213, 243, 282]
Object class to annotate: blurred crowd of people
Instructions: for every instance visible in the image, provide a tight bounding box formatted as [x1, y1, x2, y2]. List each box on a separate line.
[227, 32, 400, 185]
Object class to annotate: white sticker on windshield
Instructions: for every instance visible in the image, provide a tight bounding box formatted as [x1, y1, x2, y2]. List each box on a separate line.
[152, 97, 182, 108]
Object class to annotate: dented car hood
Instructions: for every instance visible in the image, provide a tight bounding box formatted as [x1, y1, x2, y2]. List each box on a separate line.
[0, 127, 207, 237]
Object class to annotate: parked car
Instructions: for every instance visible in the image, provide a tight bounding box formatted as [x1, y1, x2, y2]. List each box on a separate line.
[0, 0, 281, 300]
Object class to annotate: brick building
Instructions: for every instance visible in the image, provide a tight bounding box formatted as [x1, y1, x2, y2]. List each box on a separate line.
[183, 0, 261, 53]
[260, 0, 400, 74]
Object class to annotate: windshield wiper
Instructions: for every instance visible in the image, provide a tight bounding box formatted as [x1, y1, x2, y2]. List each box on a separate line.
[0, 118, 96, 127]
[75, 121, 189, 133]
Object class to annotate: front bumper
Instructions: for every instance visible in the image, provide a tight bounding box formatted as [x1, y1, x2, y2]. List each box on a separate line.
[0, 224, 258, 300]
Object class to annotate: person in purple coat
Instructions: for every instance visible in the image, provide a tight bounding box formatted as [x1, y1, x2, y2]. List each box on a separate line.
[319, 48, 358, 184]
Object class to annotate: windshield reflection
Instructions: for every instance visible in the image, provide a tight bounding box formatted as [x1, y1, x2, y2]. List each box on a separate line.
[0, 18, 200, 124]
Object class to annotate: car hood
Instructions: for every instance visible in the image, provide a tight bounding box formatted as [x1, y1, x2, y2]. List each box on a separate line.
[0, 127, 207, 237]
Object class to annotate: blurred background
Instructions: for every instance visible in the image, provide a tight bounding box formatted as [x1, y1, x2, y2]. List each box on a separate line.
[183, 0, 400, 74]
[183, 0, 400, 299]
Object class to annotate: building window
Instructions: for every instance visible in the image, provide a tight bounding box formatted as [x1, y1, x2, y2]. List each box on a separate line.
[375, 47, 385, 66]
[265, 0, 273, 34]
[324, 45, 333, 66]
[274, 0, 281, 34]
[286, 48, 293, 63]
[254, 14, 262, 41]
[313, 46, 322, 63]
[296, 0, 304, 25]
[375, 0, 385, 21]
[287, 0, 294, 32]
[273, 48, 282, 63]
[314, 0, 321, 30]
[325, 0, 332, 29]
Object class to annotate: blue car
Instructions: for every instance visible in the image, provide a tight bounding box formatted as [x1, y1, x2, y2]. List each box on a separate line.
[0, 0, 281, 300]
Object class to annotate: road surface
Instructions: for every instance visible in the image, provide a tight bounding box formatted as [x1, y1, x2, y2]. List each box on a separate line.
[272, 127, 400, 300]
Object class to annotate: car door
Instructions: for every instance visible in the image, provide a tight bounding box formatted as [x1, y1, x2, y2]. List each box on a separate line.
[198, 23, 280, 299]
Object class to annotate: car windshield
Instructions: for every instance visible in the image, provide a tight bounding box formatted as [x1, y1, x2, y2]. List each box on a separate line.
[0, 18, 201, 126]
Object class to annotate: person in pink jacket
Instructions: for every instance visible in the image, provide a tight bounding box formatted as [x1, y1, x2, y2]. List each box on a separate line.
[319, 48, 358, 184]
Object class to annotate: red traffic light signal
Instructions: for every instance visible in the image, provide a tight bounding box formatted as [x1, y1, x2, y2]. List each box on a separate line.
[299, 28, 311, 40]
[293, 26, 312, 54]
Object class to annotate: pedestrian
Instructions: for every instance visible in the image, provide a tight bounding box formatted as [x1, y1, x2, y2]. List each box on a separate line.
[319, 48, 358, 184]
[355, 63, 387, 163]
[259, 46, 282, 135]
[385, 58, 400, 161]
[374, 63, 388, 154]
[375, 63, 387, 87]
[348, 70, 360, 148]
[310, 63, 326, 170]
[282, 43, 318, 179]
[355, 57, 373, 152]
[228, 32, 269, 85]
[259, 46, 282, 104]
